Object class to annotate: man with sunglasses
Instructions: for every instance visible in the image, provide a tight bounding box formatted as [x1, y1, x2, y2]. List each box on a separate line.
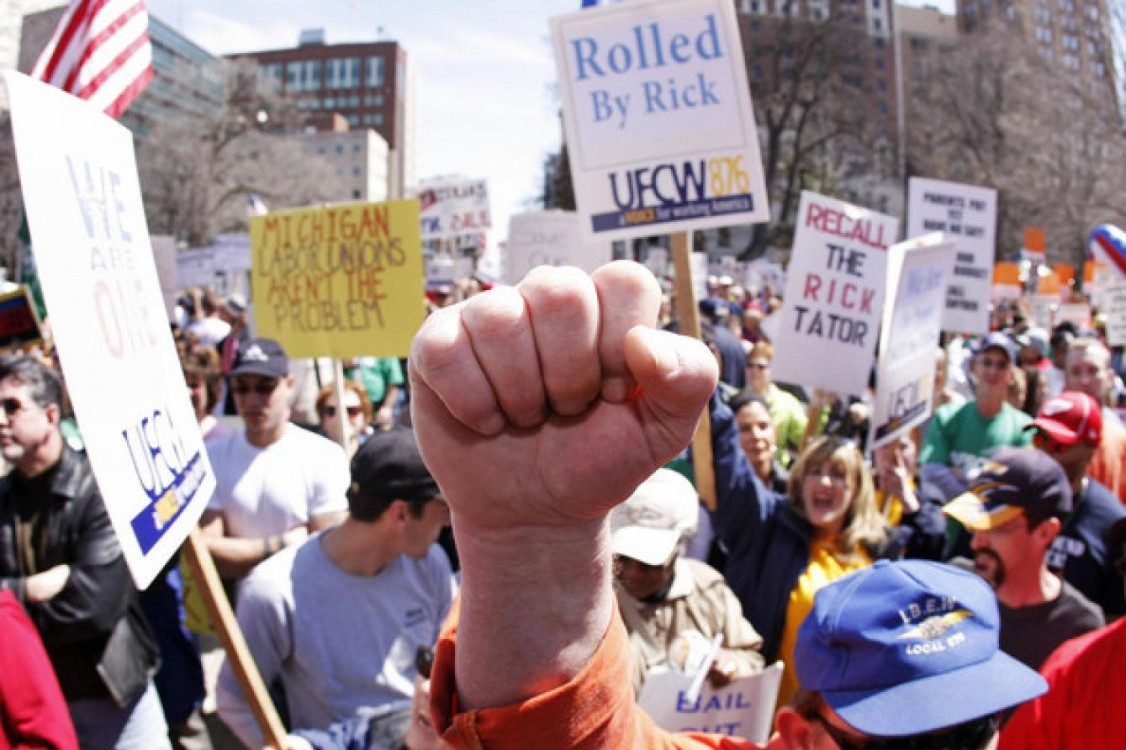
[0, 355, 170, 747]
[407, 263, 1045, 749]
[201, 338, 349, 581]
[943, 446, 1104, 670]
[1025, 391, 1126, 616]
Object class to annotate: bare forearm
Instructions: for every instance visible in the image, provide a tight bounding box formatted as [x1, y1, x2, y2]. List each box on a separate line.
[453, 517, 614, 710]
[204, 533, 292, 579]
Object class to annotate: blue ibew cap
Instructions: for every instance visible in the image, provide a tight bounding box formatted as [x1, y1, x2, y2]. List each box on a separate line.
[795, 560, 1047, 737]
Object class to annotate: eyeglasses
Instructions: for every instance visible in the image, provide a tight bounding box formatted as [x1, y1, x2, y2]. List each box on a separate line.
[747, 361, 769, 370]
[810, 710, 999, 750]
[231, 380, 280, 396]
[0, 397, 27, 416]
[977, 356, 1009, 371]
[1032, 430, 1069, 455]
[323, 405, 363, 418]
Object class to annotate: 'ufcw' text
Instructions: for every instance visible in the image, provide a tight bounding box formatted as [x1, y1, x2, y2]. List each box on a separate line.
[256, 204, 405, 334]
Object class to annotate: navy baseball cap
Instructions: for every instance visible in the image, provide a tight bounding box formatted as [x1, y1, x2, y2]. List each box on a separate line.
[943, 446, 1072, 532]
[229, 338, 289, 379]
[796, 560, 1046, 737]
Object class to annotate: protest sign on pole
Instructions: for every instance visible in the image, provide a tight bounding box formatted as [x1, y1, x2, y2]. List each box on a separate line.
[771, 192, 896, 397]
[1104, 283, 1126, 347]
[869, 234, 957, 450]
[503, 210, 613, 284]
[551, 0, 769, 241]
[415, 178, 491, 241]
[906, 178, 996, 335]
[0, 286, 44, 352]
[5, 71, 214, 589]
[249, 201, 424, 359]
[638, 662, 783, 742]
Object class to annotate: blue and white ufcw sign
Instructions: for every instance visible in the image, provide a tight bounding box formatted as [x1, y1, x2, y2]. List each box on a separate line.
[551, 0, 769, 241]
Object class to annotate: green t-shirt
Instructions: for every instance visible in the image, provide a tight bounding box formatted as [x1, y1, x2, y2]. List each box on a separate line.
[919, 400, 1033, 473]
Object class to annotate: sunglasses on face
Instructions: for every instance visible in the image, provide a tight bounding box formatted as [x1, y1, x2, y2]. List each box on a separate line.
[810, 711, 998, 750]
[1032, 430, 1070, 455]
[0, 397, 27, 416]
[977, 356, 1009, 371]
[323, 405, 363, 418]
[231, 380, 280, 396]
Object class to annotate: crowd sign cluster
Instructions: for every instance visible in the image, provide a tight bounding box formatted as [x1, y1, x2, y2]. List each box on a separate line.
[772, 192, 897, 396]
[906, 178, 997, 335]
[503, 210, 613, 284]
[414, 178, 491, 241]
[6, 72, 215, 589]
[249, 200, 424, 359]
[551, 0, 769, 240]
[869, 234, 956, 448]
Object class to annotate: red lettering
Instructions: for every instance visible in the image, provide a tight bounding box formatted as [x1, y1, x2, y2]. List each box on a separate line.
[861, 288, 875, 314]
[842, 283, 857, 310]
[803, 273, 822, 301]
[806, 203, 825, 229]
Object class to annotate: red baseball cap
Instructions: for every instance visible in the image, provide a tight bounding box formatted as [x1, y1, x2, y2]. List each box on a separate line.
[1029, 391, 1102, 446]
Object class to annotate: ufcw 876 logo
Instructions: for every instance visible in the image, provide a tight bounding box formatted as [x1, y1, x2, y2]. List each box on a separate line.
[608, 155, 750, 210]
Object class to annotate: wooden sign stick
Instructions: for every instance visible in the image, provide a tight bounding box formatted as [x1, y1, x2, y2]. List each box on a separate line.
[670, 231, 716, 511]
[183, 529, 288, 749]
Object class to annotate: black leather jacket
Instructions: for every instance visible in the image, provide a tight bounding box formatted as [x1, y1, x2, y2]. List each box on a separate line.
[0, 446, 159, 705]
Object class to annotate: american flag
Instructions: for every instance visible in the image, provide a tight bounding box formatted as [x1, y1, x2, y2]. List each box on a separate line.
[31, 0, 154, 119]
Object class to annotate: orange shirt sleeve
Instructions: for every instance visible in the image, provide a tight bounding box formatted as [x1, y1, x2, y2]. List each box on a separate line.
[431, 600, 759, 750]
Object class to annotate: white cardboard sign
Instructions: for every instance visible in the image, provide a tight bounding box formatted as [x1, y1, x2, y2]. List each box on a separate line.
[503, 211, 613, 284]
[551, 0, 769, 240]
[6, 72, 215, 589]
[869, 234, 957, 449]
[1103, 284, 1126, 347]
[906, 178, 996, 335]
[771, 192, 896, 397]
[415, 178, 491, 241]
[638, 661, 782, 743]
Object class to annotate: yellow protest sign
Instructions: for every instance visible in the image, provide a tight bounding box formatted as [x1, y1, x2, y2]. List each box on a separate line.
[250, 200, 424, 358]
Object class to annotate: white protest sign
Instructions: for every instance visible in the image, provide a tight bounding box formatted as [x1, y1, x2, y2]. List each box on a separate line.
[1057, 302, 1091, 329]
[6, 72, 215, 589]
[906, 178, 996, 335]
[771, 192, 896, 397]
[638, 661, 782, 742]
[551, 0, 769, 240]
[415, 178, 491, 241]
[1104, 284, 1126, 347]
[869, 234, 957, 449]
[503, 211, 613, 284]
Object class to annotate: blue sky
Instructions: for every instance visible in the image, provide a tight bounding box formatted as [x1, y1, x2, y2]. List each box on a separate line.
[146, 0, 580, 249]
[144, 0, 953, 247]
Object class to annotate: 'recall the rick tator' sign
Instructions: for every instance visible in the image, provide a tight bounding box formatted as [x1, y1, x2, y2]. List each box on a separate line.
[771, 192, 897, 397]
[5, 72, 215, 589]
[250, 200, 425, 359]
[551, 0, 769, 241]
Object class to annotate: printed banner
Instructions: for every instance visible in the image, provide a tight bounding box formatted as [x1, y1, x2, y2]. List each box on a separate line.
[551, 0, 769, 240]
[906, 178, 996, 335]
[638, 662, 782, 743]
[503, 211, 613, 284]
[6, 72, 214, 589]
[250, 201, 425, 359]
[771, 192, 896, 397]
[414, 178, 491, 241]
[869, 234, 957, 449]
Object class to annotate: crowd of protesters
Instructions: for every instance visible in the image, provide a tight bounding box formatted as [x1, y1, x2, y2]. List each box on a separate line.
[2, 262, 1126, 750]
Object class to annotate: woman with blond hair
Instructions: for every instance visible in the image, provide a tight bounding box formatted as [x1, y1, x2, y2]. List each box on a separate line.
[709, 397, 891, 709]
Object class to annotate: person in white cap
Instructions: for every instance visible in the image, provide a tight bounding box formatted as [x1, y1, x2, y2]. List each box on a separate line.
[611, 468, 764, 695]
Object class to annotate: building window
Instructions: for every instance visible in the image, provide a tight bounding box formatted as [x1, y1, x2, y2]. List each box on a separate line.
[347, 115, 360, 126]
[366, 56, 384, 86]
[353, 189, 362, 199]
[326, 57, 360, 89]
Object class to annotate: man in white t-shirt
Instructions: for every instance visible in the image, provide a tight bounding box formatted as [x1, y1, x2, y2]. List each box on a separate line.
[200, 338, 349, 580]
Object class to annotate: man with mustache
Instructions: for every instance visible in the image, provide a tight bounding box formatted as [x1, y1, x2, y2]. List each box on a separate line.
[943, 447, 1105, 670]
